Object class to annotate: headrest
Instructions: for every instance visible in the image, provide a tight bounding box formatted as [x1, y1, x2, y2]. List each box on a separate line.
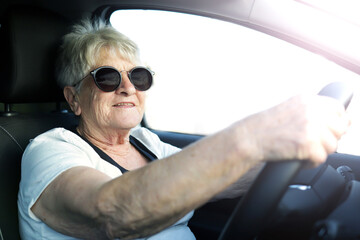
[0, 7, 69, 103]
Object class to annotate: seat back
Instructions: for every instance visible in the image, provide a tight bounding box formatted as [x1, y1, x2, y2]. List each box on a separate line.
[0, 7, 77, 239]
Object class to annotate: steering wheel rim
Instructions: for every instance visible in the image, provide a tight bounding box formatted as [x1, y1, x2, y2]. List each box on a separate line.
[218, 82, 353, 240]
[218, 161, 305, 239]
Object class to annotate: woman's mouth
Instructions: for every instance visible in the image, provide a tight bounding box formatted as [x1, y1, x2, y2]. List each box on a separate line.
[113, 102, 135, 107]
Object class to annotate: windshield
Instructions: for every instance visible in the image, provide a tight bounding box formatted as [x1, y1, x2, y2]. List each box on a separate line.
[110, 9, 360, 155]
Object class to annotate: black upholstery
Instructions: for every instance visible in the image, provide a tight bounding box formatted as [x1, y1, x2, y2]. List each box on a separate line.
[0, 7, 67, 103]
[0, 7, 77, 239]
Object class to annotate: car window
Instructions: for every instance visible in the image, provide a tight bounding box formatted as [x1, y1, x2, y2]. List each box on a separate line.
[110, 10, 360, 155]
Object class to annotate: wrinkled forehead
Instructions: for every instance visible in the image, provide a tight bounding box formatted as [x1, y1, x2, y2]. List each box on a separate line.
[86, 45, 140, 72]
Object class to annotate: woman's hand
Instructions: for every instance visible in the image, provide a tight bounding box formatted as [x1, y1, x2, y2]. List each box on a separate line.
[240, 95, 351, 165]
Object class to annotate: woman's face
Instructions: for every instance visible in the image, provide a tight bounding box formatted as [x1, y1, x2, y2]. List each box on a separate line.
[75, 48, 146, 133]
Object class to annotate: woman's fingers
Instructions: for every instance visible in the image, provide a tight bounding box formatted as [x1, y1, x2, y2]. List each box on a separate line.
[244, 95, 351, 164]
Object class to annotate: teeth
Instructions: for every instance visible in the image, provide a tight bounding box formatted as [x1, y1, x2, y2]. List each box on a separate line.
[114, 103, 134, 106]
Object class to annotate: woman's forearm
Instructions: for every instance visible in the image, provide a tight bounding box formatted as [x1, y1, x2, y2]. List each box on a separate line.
[97, 122, 259, 239]
[97, 95, 350, 239]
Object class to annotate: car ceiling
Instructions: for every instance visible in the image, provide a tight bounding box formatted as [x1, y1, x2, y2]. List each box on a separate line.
[2, 0, 360, 74]
[0, 0, 247, 21]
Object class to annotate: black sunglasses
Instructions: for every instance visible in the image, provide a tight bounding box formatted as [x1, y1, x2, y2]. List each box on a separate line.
[77, 66, 154, 92]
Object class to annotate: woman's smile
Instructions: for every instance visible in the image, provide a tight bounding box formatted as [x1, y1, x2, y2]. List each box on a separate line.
[113, 102, 135, 108]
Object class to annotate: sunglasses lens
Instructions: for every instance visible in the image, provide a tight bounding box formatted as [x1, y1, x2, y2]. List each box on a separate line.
[95, 68, 120, 92]
[130, 68, 153, 91]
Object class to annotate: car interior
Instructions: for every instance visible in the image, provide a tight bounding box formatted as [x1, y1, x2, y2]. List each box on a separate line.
[1, 0, 360, 239]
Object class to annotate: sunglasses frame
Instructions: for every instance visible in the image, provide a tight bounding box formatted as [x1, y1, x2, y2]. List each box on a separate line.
[76, 66, 154, 92]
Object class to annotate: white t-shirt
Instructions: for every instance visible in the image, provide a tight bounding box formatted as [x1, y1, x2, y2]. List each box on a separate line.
[18, 127, 195, 240]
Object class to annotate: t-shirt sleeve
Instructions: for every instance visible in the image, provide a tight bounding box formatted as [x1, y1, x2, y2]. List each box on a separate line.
[18, 129, 94, 221]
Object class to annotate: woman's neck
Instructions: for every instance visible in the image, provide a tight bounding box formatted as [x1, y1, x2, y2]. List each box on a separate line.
[76, 121, 148, 170]
[77, 121, 132, 158]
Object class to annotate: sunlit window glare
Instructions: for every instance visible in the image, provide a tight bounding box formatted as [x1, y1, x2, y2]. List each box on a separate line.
[111, 10, 360, 155]
[297, 0, 360, 25]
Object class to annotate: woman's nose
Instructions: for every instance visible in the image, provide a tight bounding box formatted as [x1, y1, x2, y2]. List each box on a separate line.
[116, 72, 136, 95]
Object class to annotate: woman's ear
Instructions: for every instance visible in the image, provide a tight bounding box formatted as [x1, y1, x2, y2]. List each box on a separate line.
[63, 86, 81, 116]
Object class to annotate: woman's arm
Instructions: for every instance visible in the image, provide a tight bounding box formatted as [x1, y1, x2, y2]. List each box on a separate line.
[209, 162, 265, 201]
[31, 95, 350, 239]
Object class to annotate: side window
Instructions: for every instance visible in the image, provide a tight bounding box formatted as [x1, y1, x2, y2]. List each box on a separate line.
[110, 10, 360, 154]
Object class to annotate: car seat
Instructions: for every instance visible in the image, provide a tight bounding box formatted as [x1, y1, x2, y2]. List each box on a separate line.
[0, 7, 78, 239]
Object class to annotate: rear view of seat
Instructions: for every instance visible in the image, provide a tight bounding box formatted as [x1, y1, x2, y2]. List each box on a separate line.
[0, 7, 78, 239]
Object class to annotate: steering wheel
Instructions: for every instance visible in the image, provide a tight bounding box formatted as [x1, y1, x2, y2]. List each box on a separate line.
[218, 82, 353, 240]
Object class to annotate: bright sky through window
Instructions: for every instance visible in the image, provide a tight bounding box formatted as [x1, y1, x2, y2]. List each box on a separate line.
[111, 10, 360, 155]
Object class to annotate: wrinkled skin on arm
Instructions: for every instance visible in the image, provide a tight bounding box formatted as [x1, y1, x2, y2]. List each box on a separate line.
[31, 95, 350, 239]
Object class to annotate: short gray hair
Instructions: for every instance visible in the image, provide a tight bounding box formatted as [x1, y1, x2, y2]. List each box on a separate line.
[56, 18, 140, 89]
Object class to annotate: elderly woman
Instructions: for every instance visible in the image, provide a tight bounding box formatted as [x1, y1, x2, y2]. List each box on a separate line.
[18, 18, 350, 239]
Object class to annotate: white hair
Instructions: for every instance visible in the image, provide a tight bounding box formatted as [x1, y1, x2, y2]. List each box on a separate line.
[56, 18, 140, 90]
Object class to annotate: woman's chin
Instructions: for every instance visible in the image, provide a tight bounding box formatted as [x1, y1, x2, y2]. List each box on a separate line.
[111, 119, 141, 131]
